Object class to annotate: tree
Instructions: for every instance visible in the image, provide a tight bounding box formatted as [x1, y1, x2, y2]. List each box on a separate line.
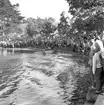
[26, 17, 57, 38]
[26, 18, 36, 37]
[26, 17, 45, 37]
[0, 0, 24, 37]
[58, 11, 70, 37]
[41, 17, 57, 37]
[66, 0, 104, 39]
[0, 0, 23, 22]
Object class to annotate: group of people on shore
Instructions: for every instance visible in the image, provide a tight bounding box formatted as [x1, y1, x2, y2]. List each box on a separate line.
[88, 37, 104, 94]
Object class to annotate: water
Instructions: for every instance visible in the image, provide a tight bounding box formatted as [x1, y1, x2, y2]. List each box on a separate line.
[0, 48, 77, 105]
[0, 48, 90, 105]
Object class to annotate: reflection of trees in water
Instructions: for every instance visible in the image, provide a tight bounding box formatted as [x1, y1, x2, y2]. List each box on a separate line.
[0, 48, 15, 56]
[0, 49, 7, 56]
[0, 48, 38, 56]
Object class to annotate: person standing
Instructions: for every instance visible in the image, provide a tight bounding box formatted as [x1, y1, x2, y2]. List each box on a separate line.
[88, 39, 96, 89]
[92, 40, 104, 94]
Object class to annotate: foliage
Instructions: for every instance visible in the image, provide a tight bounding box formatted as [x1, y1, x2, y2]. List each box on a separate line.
[0, 0, 23, 22]
[66, 0, 104, 37]
[26, 17, 57, 38]
[58, 11, 70, 36]
[26, 18, 36, 37]
[41, 17, 57, 37]
[0, 0, 98, 56]
[0, 0, 24, 37]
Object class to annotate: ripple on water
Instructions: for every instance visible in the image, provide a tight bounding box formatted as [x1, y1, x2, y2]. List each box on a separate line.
[0, 51, 77, 105]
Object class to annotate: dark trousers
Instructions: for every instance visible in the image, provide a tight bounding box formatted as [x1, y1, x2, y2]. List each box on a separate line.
[90, 66, 95, 87]
[101, 68, 104, 88]
[95, 67, 104, 91]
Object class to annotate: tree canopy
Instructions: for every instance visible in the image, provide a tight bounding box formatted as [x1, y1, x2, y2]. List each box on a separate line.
[66, 0, 104, 38]
[0, 0, 24, 23]
[58, 11, 70, 37]
[26, 17, 57, 38]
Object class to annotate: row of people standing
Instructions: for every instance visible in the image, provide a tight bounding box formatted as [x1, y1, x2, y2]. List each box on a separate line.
[89, 38, 104, 94]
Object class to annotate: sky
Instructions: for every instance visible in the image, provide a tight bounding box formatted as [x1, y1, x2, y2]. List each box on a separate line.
[10, 0, 71, 22]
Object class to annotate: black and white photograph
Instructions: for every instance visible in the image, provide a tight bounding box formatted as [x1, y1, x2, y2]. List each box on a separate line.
[0, 0, 104, 105]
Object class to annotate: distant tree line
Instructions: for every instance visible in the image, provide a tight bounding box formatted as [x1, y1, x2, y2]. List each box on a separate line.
[0, 0, 104, 55]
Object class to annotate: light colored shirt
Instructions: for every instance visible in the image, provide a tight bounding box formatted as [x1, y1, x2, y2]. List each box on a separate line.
[89, 45, 96, 57]
[88, 44, 96, 66]
[92, 51, 102, 74]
